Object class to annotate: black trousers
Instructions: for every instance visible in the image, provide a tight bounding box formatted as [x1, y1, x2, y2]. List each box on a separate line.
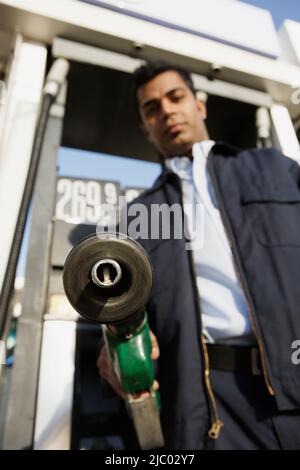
[207, 369, 300, 450]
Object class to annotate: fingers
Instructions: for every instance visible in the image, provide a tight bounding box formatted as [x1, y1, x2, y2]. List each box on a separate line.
[150, 330, 160, 360]
[131, 380, 160, 399]
[153, 379, 159, 391]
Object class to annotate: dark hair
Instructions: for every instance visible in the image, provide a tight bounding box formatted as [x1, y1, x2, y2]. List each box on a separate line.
[132, 60, 196, 101]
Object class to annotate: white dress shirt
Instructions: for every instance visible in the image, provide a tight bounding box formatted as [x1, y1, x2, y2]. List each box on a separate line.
[166, 140, 256, 345]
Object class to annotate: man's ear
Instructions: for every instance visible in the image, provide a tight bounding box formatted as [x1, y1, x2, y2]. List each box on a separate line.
[196, 100, 207, 120]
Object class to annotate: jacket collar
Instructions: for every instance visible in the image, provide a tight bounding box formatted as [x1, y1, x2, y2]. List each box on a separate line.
[151, 140, 240, 192]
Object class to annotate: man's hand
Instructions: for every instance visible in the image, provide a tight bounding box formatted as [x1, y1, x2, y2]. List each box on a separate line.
[96, 330, 160, 399]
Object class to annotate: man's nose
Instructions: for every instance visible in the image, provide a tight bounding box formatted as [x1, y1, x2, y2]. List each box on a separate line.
[160, 97, 176, 117]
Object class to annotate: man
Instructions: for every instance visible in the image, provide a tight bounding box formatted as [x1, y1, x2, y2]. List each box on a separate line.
[97, 61, 300, 450]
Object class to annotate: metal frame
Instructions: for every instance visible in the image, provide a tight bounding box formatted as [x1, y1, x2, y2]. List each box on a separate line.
[1, 0, 300, 99]
[1, 98, 65, 450]
[0, 37, 47, 293]
[33, 320, 76, 450]
[52, 37, 273, 108]
[270, 104, 300, 162]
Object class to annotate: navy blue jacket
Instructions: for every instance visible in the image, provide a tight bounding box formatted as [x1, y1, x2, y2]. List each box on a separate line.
[125, 142, 300, 449]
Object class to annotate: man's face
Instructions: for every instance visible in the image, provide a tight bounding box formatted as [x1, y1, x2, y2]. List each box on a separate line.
[137, 70, 208, 159]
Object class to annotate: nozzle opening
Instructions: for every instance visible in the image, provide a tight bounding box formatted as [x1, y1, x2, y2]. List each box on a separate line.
[91, 259, 122, 288]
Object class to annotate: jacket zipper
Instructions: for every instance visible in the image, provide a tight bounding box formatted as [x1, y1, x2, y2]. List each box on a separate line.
[201, 333, 224, 438]
[207, 151, 275, 396]
[173, 172, 224, 440]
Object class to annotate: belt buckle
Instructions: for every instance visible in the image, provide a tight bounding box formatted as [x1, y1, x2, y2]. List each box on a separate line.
[251, 348, 262, 376]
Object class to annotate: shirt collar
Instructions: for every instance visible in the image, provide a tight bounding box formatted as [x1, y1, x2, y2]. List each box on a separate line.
[165, 140, 215, 180]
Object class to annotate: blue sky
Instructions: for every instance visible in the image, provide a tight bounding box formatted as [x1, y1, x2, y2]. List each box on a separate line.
[241, 0, 300, 29]
[57, 147, 160, 189]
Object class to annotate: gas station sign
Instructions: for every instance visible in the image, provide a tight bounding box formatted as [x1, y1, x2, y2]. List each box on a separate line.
[55, 177, 120, 225]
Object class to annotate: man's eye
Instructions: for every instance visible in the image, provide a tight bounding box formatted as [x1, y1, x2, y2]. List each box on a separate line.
[145, 105, 158, 116]
[172, 93, 184, 101]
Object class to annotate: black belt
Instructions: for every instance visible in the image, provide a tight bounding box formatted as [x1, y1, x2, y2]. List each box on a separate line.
[206, 343, 262, 375]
